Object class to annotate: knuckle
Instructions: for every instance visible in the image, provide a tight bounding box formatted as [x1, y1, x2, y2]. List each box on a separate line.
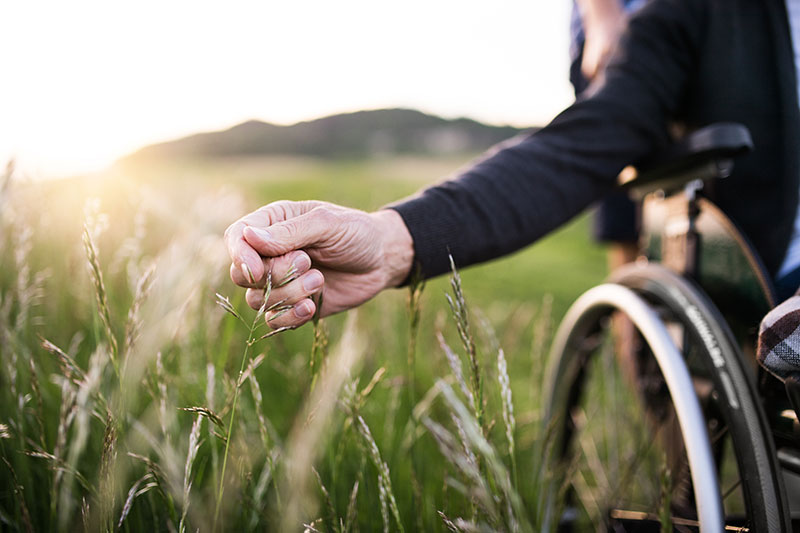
[274, 200, 296, 219]
[298, 200, 327, 212]
[311, 205, 331, 217]
[311, 205, 337, 224]
[258, 201, 289, 223]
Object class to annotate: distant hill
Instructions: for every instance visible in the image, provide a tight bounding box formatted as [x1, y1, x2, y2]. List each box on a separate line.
[122, 109, 530, 162]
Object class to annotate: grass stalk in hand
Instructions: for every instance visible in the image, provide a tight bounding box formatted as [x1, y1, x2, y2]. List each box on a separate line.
[212, 272, 284, 531]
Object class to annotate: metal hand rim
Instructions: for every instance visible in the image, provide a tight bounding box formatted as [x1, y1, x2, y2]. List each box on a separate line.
[546, 283, 724, 533]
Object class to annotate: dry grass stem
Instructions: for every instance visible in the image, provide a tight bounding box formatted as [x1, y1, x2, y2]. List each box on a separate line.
[215, 293, 245, 324]
[27, 358, 46, 449]
[312, 467, 337, 531]
[276, 264, 300, 288]
[117, 472, 156, 528]
[309, 291, 328, 392]
[439, 382, 530, 532]
[24, 451, 96, 497]
[123, 262, 156, 362]
[344, 478, 360, 533]
[422, 416, 496, 520]
[437, 332, 475, 412]
[2, 457, 34, 533]
[266, 306, 293, 322]
[265, 296, 290, 313]
[354, 413, 404, 532]
[82, 225, 120, 378]
[179, 415, 204, 533]
[245, 354, 272, 450]
[98, 412, 119, 531]
[445, 256, 484, 433]
[406, 269, 425, 404]
[179, 407, 226, 433]
[496, 347, 518, 487]
[41, 338, 86, 385]
[250, 325, 295, 345]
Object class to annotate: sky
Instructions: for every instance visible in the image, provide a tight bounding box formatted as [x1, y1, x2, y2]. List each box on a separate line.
[0, 1, 574, 179]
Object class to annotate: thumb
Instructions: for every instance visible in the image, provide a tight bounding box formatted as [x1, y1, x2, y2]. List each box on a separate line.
[243, 208, 334, 257]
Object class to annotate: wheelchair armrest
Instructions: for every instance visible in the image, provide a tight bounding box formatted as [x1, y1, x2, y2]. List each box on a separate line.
[625, 123, 753, 198]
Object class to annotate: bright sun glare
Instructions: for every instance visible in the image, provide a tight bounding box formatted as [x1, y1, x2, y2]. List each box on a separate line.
[1, 1, 573, 179]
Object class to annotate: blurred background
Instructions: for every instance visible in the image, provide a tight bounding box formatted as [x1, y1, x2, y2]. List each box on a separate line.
[1, 0, 573, 178]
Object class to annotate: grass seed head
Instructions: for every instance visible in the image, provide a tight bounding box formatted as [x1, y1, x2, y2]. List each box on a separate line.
[179, 407, 226, 433]
[118, 473, 155, 529]
[82, 224, 120, 376]
[214, 292, 243, 322]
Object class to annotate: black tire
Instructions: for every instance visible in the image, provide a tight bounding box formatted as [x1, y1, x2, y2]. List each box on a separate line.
[545, 263, 788, 532]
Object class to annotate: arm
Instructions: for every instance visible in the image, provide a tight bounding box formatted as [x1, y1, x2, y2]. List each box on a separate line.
[576, 0, 628, 81]
[390, 0, 705, 278]
[226, 0, 706, 325]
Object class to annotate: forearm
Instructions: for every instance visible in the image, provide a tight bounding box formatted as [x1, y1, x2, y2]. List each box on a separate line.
[389, 119, 638, 279]
[388, 0, 701, 280]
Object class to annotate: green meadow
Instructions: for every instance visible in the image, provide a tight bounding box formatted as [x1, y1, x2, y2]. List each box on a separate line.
[0, 155, 607, 531]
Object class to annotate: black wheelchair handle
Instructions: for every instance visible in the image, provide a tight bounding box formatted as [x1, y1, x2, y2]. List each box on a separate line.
[626, 122, 754, 197]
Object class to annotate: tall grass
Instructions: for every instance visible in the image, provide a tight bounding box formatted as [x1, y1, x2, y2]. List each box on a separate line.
[0, 165, 579, 532]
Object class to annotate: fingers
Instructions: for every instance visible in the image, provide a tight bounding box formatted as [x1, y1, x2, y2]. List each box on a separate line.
[266, 269, 324, 309]
[247, 268, 323, 313]
[245, 287, 267, 310]
[224, 201, 324, 285]
[242, 206, 338, 258]
[267, 297, 317, 329]
[233, 250, 312, 289]
[226, 221, 265, 284]
[246, 269, 324, 329]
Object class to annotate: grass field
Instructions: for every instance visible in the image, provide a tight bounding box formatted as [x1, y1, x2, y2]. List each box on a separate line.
[0, 155, 608, 532]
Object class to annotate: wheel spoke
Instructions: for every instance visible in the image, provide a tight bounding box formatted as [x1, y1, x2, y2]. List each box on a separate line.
[603, 405, 668, 510]
[722, 477, 742, 502]
[710, 421, 729, 446]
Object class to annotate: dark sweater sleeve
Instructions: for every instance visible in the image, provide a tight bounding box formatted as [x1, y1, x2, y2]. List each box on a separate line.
[388, 0, 705, 279]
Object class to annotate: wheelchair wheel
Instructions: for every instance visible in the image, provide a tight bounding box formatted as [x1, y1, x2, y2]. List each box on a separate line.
[544, 263, 788, 532]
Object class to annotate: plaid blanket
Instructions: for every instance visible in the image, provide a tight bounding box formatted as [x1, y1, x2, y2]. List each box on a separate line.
[757, 292, 800, 380]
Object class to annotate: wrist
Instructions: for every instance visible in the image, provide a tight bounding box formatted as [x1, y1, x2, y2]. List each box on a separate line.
[371, 209, 415, 288]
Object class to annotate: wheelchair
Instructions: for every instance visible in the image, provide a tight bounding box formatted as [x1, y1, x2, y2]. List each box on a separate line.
[543, 124, 800, 532]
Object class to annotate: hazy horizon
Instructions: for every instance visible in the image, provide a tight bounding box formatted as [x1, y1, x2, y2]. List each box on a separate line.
[2, 1, 574, 179]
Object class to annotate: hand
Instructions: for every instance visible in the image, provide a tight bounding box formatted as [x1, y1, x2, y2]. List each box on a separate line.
[578, 0, 627, 81]
[224, 200, 414, 329]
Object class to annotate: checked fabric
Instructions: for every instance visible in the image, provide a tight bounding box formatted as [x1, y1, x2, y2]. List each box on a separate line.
[757, 291, 800, 381]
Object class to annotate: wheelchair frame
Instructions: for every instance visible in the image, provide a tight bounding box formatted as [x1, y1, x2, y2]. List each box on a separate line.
[543, 124, 797, 532]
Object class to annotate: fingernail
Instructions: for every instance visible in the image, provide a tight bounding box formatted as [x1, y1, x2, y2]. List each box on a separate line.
[292, 253, 311, 272]
[295, 299, 313, 318]
[248, 227, 272, 241]
[302, 271, 324, 291]
[241, 263, 256, 284]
